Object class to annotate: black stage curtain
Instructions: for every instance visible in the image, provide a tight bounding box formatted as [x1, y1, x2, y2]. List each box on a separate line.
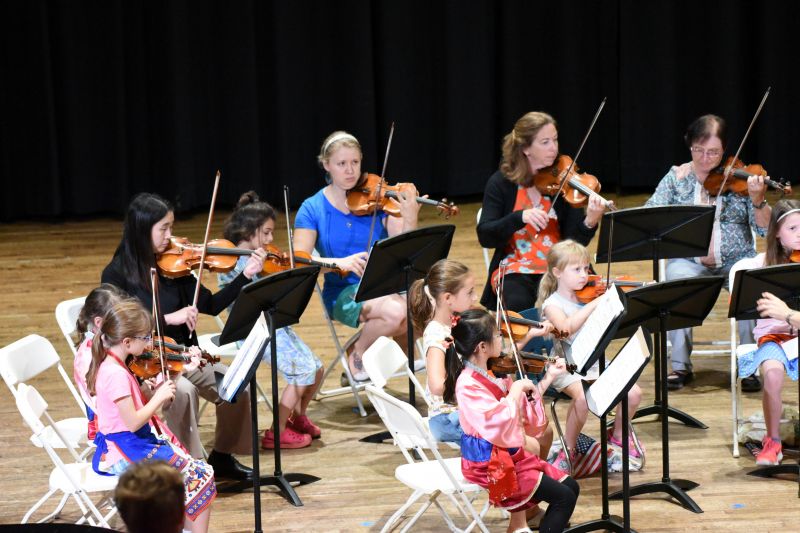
[1, 0, 797, 221]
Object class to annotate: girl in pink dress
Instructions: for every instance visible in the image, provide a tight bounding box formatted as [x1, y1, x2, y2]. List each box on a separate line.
[86, 299, 215, 533]
[449, 308, 578, 533]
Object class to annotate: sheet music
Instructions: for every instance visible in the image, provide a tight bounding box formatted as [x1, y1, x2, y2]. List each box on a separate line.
[782, 336, 798, 361]
[569, 285, 625, 371]
[220, 312, 271, 402]
[586, 327, 650, 418]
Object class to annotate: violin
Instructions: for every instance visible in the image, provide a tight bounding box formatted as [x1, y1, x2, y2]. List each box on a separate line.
[488, 350, 577, 376]
[346, 173, 460, 218]
[532, 155, 615, 210]
[575, 275, 649, 304]
[157, 238, 344, 278]
[127, 336, 220, 379]
[703, 156, 791, 197]
[790, 250, 800, 263]
[498, 310, 568, 342]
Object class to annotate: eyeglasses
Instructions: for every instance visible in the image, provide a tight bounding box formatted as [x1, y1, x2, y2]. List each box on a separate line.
[690, 146, 722, 158]
[133, 334, 152, 342]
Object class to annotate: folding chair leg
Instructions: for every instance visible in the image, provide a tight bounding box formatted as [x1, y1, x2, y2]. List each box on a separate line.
[381, 489, 425, 533]
[22, 488, 60, 523]
[400, 490, 440, 533]
[550, 397, 573, 475]
[459, 493, 491, 533]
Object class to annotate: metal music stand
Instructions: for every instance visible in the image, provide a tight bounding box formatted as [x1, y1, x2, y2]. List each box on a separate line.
[729, 262, 800, 490]
[563, 288, 629, 533]
[218, 267, 321, 528]
[567, 327, 653, 533]
[355, 224, 455, 443]
[595, 205, 715, 430]
[609, 275, 725, 513]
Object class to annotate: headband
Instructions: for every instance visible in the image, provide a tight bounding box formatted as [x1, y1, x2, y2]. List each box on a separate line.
[322, 132, 358, 155]
[777, 208, 800, 223]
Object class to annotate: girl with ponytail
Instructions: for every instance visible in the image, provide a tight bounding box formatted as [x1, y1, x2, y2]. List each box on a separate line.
[451, 308, 578, 533]
[86, 300, 215, 533]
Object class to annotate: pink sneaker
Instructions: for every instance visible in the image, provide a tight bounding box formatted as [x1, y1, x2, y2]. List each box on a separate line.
[608, 430, 644, 459]
[756, 437, 783, 466]
[261, 427, 312, 449]
[288, 414, 321, 439]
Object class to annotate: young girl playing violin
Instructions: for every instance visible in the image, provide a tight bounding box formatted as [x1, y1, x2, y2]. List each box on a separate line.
[219, 191, 323, 450]
[409, 259, 553, 443]
[101, 192, 265, 478]
[536, 240, 644, 472]
[731, 198, 800, 466]
[449, 308, 577, 533]
[293, 131, 421, 382]
[86, 300, 215, 533]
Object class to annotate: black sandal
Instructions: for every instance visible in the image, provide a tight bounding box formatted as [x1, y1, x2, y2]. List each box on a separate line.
[666, 369, 693, 390]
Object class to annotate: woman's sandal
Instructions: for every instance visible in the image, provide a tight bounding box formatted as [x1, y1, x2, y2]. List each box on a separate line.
[666, 369, 693, 390]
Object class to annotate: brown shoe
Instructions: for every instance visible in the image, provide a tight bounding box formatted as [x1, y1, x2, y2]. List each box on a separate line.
[666, 369, 693, 390]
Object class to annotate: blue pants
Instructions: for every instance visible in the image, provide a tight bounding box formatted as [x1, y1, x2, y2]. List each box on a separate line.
[428, 411, 463, 443]
[665, 258, 755, 372]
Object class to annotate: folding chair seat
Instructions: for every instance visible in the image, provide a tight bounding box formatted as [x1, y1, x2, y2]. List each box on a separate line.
[0, 335, 90, 454]
[365, 385, 490, 533]
[15, 383, 118, 527]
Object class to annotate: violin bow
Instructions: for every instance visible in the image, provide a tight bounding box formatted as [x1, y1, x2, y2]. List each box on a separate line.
[283, 185, 296, 269]
[150, 268, 168, 382]
[495, 267, 529, 380]
[716, 87, 771, 197]
[549, 97, 607, 209]
[191, 170, 222, 317]
[365, 122, 395, 252]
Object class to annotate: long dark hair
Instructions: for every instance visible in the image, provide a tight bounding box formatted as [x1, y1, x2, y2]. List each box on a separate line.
[223, 191, 276, 244]
[113, 193, 173, 289]
[442, 308, 496, 404]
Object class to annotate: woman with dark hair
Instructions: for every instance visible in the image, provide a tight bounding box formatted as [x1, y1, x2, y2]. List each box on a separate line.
[477, 111, 606, 312]
[101, 192, 266, 480]
[645, 115, 771, 390]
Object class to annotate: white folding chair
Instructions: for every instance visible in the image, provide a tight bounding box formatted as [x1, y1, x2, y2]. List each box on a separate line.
[728, 258, 760, 458]
[477, 208, 490, 274]
[55, 296, 85, 358]
[0, 335, 90, 454]
[365, 385, 490, 533]
[15, 383, 118, 527]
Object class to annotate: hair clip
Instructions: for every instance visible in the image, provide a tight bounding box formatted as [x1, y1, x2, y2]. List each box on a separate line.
[451, 314, 461, 328]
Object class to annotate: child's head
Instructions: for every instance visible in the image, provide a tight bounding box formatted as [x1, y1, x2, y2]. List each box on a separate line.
[442, 308, 499, 404]
[114, 460, 184, 533]
[223, 191, 276, 249]
[86, 299, 152, 396]
[765, 198, 800, 266]
[409, 259, 474, 331]
[74, 284, 127, 347]
[536, 240, 591, 307]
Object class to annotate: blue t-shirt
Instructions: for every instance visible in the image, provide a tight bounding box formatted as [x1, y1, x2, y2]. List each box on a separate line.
[295, 188, 388, 310]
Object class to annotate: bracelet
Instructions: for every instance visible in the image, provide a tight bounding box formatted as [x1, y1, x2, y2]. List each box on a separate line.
[753, 199, 768, 210]
[787, 311, 797, 326]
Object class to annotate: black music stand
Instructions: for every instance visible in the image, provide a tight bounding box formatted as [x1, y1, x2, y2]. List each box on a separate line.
[609, 276, 724, 513]
[217, 267, 321, 527]
[568, 327, 653, 533]
[355, 225, 455, 443]
[596, 205, 715, 429]
[563, 289, 629, 533]
[729, 263, 800, 487]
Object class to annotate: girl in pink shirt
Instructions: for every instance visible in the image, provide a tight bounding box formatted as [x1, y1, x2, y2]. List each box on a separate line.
[86, 299, 215, 532]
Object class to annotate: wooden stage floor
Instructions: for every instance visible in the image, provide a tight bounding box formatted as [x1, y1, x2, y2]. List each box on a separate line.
[0, 194, 797, 532]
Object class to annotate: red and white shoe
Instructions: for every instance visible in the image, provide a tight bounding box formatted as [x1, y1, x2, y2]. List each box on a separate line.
[756, 437, 783, 466]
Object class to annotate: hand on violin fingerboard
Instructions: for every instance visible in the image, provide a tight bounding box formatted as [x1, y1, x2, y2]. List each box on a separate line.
[584, 194, 606, 227]
[338, 252, 368, 278]
[181, 346, 204, 373]
[243, 247, 267, 279]
[546, 357, 568, 379]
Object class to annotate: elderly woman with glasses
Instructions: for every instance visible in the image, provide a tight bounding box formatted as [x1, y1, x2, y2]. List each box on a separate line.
[645, 114, 772, 391]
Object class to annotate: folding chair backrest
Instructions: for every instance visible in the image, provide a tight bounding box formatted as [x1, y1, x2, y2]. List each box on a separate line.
[0, 334, 85, 412]
[477, 208, 490, 274]
[362, 336, 410, 389]
[15, 382, 49, 435]
[55, 297, 85, 357]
